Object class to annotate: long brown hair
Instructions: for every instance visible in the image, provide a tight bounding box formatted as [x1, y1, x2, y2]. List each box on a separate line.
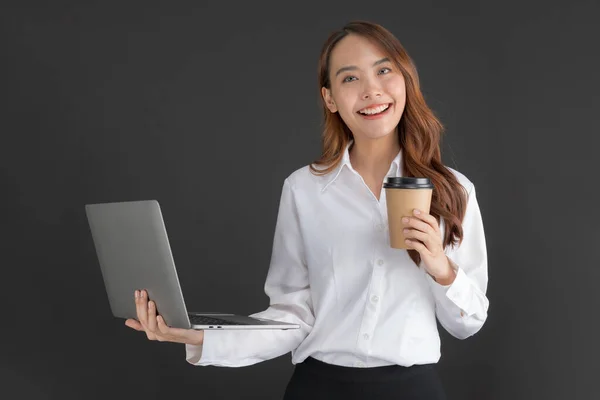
[310, 20, 468, 268]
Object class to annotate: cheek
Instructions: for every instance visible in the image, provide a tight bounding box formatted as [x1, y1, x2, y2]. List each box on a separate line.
[337, 106, 356, 125]
[386, 78, 406, 101]
[333, 93, 356, 119]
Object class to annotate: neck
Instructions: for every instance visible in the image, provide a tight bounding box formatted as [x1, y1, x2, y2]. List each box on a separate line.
[349, 132, 401, 179]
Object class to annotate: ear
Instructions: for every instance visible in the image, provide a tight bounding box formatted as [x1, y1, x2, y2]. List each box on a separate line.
[321, 87, 338, 113]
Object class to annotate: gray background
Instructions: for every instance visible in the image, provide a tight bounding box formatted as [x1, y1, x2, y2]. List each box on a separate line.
[1, 1, 598, 399]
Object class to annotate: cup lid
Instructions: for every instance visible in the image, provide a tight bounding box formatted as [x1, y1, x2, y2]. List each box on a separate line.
[383, 177, 434, 189]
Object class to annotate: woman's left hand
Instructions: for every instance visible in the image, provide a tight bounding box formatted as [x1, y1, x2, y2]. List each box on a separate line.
[402, 209, 456, 285]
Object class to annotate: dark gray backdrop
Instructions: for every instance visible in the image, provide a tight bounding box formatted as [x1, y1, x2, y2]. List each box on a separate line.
[2, 1, 598, 399]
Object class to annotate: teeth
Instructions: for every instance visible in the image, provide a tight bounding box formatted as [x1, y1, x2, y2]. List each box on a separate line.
[359, 104, 390, 115]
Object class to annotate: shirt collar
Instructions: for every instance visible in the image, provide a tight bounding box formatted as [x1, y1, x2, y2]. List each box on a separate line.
[321, 140, 403, 192]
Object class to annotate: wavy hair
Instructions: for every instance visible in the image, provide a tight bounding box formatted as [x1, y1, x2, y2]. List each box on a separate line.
[310, 20, 468, 268]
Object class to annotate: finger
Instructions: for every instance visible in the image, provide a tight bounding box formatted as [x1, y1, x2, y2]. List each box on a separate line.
[403, 228, 433, 248]
[403, 216, 434, 235]
[412, 209, 440, 233]
[141, 291, 159, 340]
[137, 289, 149, 327]
[137, 290, 157, 340]
[156, 316, 196, 344]
[405, 227, 441, 251]
[125, 319, 144, 331]
[147, 300, 158, 333]
[156, 315, 170, 334]
[405, 238, 432, 256]
[155, 316, 178, 342]
[156, 315, 185, 342]
[135, 290, 145, 328]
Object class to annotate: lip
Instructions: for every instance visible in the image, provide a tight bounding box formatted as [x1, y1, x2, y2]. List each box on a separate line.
[357, 103, 393, 120]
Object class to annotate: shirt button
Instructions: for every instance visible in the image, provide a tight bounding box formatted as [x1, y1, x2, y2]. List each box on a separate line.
[356, 361, 365, 367]
[377, 259, 384, 266]
[363, 333, 370, 340]
[376, 224, 384, 231]
[371, 295, 379, 303]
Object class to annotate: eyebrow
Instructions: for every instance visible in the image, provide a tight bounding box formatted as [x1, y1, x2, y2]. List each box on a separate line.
[334, 57, 391, 77]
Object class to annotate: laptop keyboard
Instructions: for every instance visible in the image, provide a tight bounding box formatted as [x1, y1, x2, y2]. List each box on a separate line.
[189, 315, 250, 326]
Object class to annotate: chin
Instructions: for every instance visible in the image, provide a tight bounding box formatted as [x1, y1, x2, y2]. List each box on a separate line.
[367, 125, 399, 137]
[352, 119, 402, 141]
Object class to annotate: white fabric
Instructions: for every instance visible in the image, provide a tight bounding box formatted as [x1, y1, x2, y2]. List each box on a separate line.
[186, 142, 489, 368]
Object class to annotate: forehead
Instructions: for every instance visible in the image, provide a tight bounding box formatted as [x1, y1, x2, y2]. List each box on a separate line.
[329, 34, 388, 68]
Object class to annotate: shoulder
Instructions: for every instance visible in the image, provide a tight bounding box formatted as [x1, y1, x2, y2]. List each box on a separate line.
[283, 164, 331, 192]
[445, 166, 475, 195]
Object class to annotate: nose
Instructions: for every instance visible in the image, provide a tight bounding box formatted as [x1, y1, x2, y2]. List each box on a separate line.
[361, 77, 383, 100]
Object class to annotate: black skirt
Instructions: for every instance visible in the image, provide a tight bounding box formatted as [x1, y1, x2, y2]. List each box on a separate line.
[282, 356, 447, 400]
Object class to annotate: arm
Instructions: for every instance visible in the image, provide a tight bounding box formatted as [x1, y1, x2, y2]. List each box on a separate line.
[425, 184, 490, 339]
[186, 178, 315, 366]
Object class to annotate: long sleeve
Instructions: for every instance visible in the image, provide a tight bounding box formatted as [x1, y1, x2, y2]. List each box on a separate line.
[185, 178, 315, 366]
[426, 183, 489, 340]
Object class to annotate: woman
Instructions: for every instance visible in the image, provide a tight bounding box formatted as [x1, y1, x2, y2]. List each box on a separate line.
[126, 20, 489, 400]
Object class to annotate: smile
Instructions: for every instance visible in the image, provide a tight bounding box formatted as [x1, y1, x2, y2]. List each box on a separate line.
[357, 103, 392, 119]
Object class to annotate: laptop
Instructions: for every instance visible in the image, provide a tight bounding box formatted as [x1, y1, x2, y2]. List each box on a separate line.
[85, 199, 300, 331]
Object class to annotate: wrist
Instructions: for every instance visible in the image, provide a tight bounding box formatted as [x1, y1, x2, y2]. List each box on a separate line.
[433, 257, 457, 285]
[191, 330, 204, 346]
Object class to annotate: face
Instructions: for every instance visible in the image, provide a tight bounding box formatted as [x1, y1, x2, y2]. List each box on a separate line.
[321, 34, 406, 142]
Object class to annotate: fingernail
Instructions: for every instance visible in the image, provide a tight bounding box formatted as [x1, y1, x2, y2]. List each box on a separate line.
[134, 290, 138, 298]
[402, 217, 409, 223]
[413, 209, 421, 215]
[403, 229, 409, 233]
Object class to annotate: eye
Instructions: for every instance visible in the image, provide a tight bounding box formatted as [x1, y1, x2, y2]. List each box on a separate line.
[342, 76, 357, 83]
[379, 67, 392, 75]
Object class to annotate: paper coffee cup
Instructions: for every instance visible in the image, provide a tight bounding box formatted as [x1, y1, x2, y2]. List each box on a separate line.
[384, 177, 434, 249]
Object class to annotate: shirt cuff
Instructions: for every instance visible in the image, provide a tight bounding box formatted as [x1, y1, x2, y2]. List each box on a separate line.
[185, 330, 219, 365]
[185, 343, 203, 365]
[427, 263, 474, 315]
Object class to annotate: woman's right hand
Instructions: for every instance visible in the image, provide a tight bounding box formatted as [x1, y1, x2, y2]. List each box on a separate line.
[125, 289, 204, 346]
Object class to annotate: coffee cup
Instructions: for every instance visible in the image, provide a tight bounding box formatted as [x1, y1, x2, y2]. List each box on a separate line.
[384, 177, 434, 249]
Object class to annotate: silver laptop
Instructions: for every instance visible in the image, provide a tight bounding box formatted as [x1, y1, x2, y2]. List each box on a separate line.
[85, 200, 299, 331]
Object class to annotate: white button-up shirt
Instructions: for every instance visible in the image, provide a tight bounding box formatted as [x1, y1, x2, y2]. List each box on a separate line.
[186, 143, 489, 368]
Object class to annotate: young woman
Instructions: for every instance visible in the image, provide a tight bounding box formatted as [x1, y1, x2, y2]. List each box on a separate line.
[126, 20, 489, 400]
